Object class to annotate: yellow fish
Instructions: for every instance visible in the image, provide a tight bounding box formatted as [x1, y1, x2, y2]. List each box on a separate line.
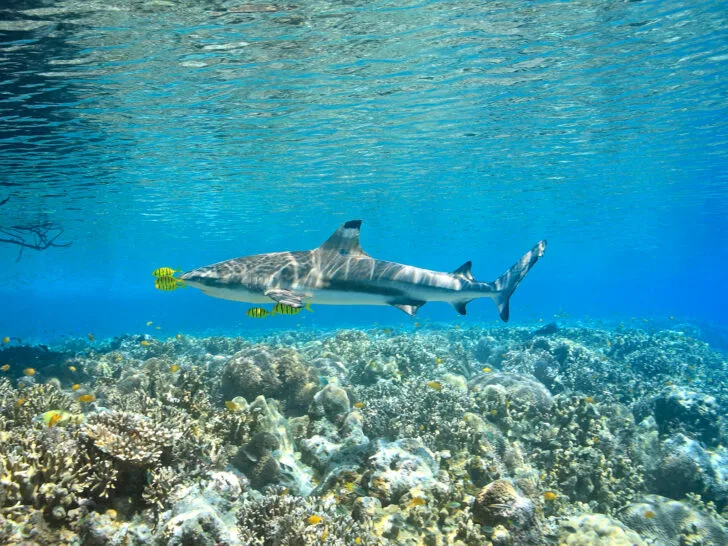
[272, 302, 313, 316]
[307, 515, 322, 525]
[1, 364, 9, 372]
[15, 397, 25, 407]
[2, 337, 9, 344]
[225, 401, 239, 411]
[169, 365, 180, 373]
[483, 367, 492, 373]
[69, 365, 77, 372]
[353, 402, 365, 409]
[426, 381, 443, 391]
[23, 368, 35, 376]
[48, 412, 62, 427]
[78, 394, 95, 403]
[176, 333, 182, 339]
[155, 276, 183, 292]
[152, 267, 179, 278]
[140, 340, 150, 346]
[88, 333, 95, 342]
[38, 410, 81, 428]
[408, 497, 426, 508]
[146, 321, 153, 326]
[246, 307, 271, 319]
[71, 384, 81, 391]
[543, 491, 557, 501]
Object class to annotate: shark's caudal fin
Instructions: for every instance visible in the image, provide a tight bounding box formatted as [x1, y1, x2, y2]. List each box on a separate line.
[492, 240, 547, 322]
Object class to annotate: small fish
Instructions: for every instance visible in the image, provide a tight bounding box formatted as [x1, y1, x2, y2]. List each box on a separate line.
[1, 364, 9, 372]
[490, 409, 498, 416]
[152, 267, 179, 278]
[23, 368, 35, 376]
[246, 307, 271, 319]
[583, 396, 595, 404]
[225, 401, 239, 411]
[88, 333, 95, 342]
[343, 482, 356, 492]
[435, 357, 443, 365]
[169, 365, 180, 373]
[408, 497, 426, 508]
[155, 326, 161, 330]
[353, 402, 365, 409]
[15, 397, 25, 407]
[643, 509, 655, 519]
[71, 384, 81, 391]
[669, 315, 675, 320]
[272, 302, 313, 315]
[155, 276, 183, 292]
[483, 367, 492, 373]
[426, 380, 443, 391]
[320, 528, 327, 540]
[355, 538, 361, 545]
[543, 491, 557, 501]
[69, 365, 77, 372]
[2, 337, 9, 344]
[176, 333, 182, 339]
[146, 321, 153, 326]
[78, 394, 95, 403]
[140, 340, 150, 346]
[307, 514, 322, 525]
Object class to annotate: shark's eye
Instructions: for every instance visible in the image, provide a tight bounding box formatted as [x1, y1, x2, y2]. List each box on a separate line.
[339, 249, 349, 256]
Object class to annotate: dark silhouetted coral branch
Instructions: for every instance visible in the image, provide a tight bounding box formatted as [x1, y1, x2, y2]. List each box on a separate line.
[0, 218, 72, 261]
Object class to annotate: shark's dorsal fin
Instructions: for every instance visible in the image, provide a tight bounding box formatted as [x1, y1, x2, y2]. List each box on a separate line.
[318, 220, 368, 256]
[451, 261, 474, 281]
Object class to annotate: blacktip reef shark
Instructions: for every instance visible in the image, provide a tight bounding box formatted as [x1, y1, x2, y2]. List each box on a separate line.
[178, 220, 546, 321]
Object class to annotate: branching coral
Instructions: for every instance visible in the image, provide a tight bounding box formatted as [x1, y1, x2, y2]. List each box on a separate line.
[82, 410, 180, 467]
[237, 487, 382, 545]
[354, 376, 479, 452]
[0, 426, 117, 520]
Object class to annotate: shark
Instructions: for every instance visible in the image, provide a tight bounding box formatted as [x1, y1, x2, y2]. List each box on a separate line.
[178, 220, 546, 321]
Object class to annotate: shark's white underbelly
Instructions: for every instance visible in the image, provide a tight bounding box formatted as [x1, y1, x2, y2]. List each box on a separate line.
[195, 283, 477, 306]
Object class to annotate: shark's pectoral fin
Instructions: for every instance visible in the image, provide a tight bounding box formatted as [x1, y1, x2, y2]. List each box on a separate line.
[389, 300, 426, 316]
[264, 288, 306, 308]
[451, 300, 473, 315]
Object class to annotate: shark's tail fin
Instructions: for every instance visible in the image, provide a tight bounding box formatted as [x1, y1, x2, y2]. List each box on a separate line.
[492, 240, 547, 322]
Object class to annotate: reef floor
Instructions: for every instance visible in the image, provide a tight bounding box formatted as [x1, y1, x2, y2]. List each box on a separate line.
[1, 321, 727, 545]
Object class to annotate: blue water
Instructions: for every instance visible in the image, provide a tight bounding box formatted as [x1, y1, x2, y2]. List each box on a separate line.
[0, 0, 726, 343]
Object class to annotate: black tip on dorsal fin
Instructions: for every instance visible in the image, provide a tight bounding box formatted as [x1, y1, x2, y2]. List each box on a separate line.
[451, 261, 474, 281]
[318, 220, 367, 256]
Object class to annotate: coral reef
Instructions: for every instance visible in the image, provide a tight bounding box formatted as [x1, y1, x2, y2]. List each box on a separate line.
[1, 323, 727, 544]
[619, 494, 728, 546]
[559, 513, 646, 545]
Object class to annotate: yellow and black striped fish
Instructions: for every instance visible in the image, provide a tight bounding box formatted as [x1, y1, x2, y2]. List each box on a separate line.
[246, 307, 271, 318]
[272, 302, 313, 316]
[155, 276, 184, 292]
[152, 267, 180, 278]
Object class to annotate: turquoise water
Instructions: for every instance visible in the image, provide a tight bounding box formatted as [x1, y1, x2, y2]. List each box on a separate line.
[1, 0, 727, 341]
